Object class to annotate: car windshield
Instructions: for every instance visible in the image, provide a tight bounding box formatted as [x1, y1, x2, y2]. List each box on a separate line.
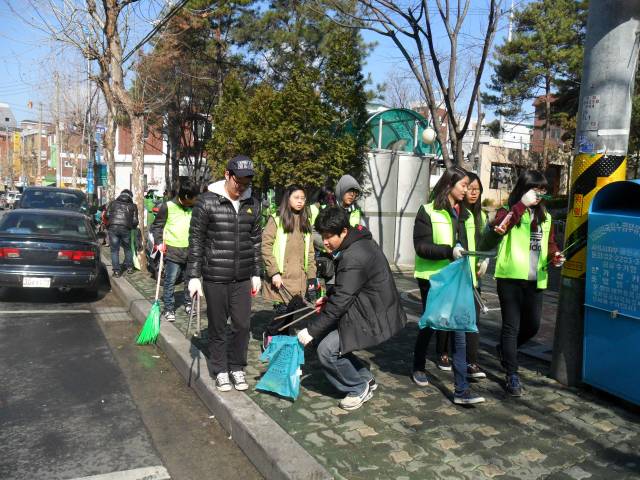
[0, 212, 90, 239]
[21, 190, 87, 211]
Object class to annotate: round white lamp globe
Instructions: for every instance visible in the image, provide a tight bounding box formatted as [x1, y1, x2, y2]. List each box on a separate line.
[421, 127, 437, 145]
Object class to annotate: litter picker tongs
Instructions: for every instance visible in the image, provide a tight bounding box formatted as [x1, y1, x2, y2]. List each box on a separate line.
[462, 250, 496, 314]
[273, 284, 317, 332]
[186, 293, 201, 338]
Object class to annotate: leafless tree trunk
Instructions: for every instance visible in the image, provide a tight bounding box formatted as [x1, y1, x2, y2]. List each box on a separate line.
[542, 78, 552, 171]
[328, 0, 501, 168]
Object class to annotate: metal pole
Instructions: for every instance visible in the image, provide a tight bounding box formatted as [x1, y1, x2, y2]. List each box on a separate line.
[551, 0, 640, 386]
[55, 73, 62, 188]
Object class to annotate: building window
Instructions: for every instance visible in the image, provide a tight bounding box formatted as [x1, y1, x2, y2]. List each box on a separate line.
[490, 164, 517, 190]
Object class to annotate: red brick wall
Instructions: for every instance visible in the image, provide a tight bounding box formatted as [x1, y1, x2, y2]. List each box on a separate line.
[118, 125, 164, 155]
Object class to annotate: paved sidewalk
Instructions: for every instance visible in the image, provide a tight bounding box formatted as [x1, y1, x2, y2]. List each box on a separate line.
[115, 252, 640, 480]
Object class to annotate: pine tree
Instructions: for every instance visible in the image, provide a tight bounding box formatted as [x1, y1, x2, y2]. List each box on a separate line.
[483, 0, 587, 169]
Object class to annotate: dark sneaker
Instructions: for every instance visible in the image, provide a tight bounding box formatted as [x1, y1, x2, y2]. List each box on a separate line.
[112, 270, 122, 278]
[467, 364, 487, 379]
[164, 311, 176, 322]
[437, 354, 452, 371]
[215, 372, 232, 392]
[506, 374, 523, 397]
[126, 267, 134, 275]
[230, 370, 249, 391]
[184, 303, 192, 316]
[412, 370, 430, 387]
[453, 389, 485, 405]
[368, 377, 378, 392]
[339, 383, 372, 410]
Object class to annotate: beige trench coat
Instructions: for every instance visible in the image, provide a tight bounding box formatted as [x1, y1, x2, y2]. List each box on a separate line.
[261, 215, 316, 303]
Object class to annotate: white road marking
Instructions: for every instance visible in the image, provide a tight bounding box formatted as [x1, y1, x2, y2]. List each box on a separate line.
[0, 309, 92, 314]
[70, 466, 170, 480]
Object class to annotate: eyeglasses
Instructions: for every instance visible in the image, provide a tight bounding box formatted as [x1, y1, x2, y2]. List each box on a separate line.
[468, 188, 481, 193]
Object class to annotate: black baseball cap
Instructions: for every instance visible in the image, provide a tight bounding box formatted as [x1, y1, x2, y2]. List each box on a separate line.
[226, 155, 255, 177]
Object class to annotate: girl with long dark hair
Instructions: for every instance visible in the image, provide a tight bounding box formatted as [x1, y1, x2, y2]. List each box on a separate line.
[488, 170, 563, 396]
[261, 185, 317, 345]
[412, 166, 485, 405]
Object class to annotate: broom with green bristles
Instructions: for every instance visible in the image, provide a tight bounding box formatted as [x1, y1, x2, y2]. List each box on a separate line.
[136, 250, 164, 345]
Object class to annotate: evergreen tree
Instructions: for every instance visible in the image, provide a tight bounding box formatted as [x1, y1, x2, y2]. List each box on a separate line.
[483, 0, 587, 169]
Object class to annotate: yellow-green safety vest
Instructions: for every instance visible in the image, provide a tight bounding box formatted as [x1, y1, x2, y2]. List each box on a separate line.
[414, 202, 478, 285]
[349, 208, 362, 227]
[495, 209, 551, 289]
[163, 201, 192, 248]
[310, 204, 320, 226]
[272, 214, 311, 273]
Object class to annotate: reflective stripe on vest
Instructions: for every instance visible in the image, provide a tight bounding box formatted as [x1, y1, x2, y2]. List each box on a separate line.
[163, 201, 192, 248]
[414, 202, 477, 284]
[494, 209, 550, 289]
[272, 214, 311, 273]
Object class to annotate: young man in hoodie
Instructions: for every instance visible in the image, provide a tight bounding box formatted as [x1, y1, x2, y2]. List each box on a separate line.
[151, 180, 199, 322]
[106, 189, 139, 277]
[186, 156, 262, 392]
[297, 207, 406, 410]
[334, 174, 365, 227]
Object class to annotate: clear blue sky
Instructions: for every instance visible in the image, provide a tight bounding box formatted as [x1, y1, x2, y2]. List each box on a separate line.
[0, 0, 526, 123]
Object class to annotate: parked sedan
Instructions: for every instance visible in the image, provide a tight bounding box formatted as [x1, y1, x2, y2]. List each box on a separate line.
[18, 187, 89, 214]
[0, 209, 100, 296]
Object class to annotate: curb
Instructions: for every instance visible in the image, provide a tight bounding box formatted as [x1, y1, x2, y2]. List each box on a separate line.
[108, 270, 332, 480]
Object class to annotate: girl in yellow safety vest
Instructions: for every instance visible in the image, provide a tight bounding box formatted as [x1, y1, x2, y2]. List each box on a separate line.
[486, 170, 564, 397]
[412, 167, 485, 405]
[261, 185, 317, 347]
[436, 171, 491, 380]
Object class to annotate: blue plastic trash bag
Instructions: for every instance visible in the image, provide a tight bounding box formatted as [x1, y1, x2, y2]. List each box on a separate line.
[256, 335, 305, 400]
[418, 257, 478, 333]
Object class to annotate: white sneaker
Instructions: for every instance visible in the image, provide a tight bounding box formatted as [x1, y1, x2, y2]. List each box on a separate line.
[230, 370, 249, 391]
[164, 311, 176, 322]
[339, 383, 372, 411]
[215, 372, 232, 392]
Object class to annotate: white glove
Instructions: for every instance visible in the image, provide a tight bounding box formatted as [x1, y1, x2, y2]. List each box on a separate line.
[251, 276, 262, 295]
[552, 252, 566, 267]
[521, 189, 539, 207]
[477, 258, 490, 277]
[271, 273, 283, 289]
[297, 328, 314, 346]
[452, 245, 466, 260]
[188, 278, 203, 298]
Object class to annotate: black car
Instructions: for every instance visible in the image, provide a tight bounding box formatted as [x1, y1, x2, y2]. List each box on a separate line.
[18, 187, 89, 214]
[0, 209, 100, 297]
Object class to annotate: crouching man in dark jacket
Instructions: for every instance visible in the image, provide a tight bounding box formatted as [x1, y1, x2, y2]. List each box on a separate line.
[297, 207, 406, 410]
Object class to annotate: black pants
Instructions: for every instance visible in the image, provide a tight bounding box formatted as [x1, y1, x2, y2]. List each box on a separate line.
[412, 279, 449, 371]
[204, 280, 252, 375]
[496, 278, 543, 375]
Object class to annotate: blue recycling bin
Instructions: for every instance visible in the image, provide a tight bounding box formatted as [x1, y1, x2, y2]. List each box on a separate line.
[583, 179, 640, 405]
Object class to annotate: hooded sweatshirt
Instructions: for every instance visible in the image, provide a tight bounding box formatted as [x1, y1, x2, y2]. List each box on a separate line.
[335, 175, 364, 227]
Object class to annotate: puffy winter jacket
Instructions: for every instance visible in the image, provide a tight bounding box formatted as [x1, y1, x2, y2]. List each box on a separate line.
[186, 180, 261, 283]
[107, 193, 138, 229]
[307, 226, 407, 354]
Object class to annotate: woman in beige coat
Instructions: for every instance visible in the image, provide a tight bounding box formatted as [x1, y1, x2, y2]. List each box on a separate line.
[261, 185, 316, 347]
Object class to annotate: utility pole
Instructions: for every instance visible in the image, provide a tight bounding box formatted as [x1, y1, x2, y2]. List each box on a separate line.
[37, 102, 42, 185]
[551, 0, 640, 386]
[55, 72, 62, 188]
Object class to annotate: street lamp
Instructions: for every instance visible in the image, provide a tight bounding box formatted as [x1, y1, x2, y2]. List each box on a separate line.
[421, 126, 437, 145]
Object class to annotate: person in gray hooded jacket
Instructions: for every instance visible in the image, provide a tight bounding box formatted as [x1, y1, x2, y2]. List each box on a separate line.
[335, 174, 365, 227]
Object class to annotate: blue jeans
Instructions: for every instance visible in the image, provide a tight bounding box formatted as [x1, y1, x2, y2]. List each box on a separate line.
[316, 330, 373, 396]
[163, 260, 190, 312]
[450, 331, 469, 394]
[108, 227, 133, 272]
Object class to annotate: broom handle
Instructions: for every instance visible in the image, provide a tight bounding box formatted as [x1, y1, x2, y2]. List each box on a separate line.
[154, 251, 164, 301]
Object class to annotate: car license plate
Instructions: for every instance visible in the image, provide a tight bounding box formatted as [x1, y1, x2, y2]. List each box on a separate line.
[23, 277, 51, 288]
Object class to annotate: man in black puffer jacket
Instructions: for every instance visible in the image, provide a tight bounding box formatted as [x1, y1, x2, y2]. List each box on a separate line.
[106, 189, 139, 277]
[297, 207, 407, 411]
[186, 156, 262, 392]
